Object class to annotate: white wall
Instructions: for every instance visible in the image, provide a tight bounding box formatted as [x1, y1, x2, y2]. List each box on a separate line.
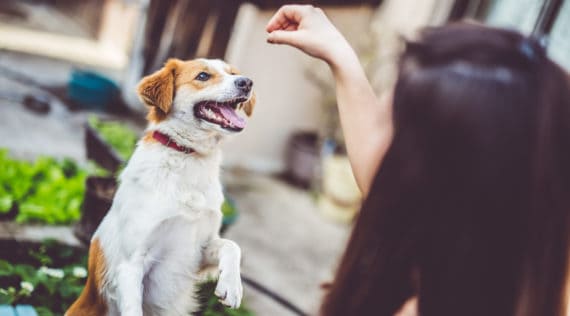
[222, 4, 375, 173]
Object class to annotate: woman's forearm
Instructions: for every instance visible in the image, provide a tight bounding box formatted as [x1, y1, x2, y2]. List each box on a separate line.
[330, 51, 393, 196]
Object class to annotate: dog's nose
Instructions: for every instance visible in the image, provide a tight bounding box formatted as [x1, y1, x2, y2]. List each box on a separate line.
[235, 77, 253, 93]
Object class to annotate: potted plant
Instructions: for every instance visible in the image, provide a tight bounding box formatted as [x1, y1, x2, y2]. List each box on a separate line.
[74, 116, 139, 244]
[84, 116, 138, 173]
[285, 131, 320, 188]
[72, 176, 116, 245]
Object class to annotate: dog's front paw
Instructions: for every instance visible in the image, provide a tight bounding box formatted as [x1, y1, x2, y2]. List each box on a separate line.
[215, 270, 243, 309]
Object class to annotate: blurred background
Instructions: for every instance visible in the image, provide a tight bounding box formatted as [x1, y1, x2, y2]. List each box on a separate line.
[0, 0, 568, 315]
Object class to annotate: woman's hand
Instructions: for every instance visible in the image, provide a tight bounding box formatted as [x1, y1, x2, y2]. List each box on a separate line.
[266, 5, 353, 70]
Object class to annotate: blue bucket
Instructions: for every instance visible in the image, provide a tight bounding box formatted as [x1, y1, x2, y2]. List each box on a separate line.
[68, 69, 120, 111]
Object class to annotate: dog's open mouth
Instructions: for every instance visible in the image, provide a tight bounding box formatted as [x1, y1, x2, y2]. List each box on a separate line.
[194, 98, 247, 132]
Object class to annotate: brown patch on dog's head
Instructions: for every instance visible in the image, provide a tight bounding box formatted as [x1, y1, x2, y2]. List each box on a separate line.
[174, 59, 224, 91]
[226, 65, 240, 75]
[66, 238, 108, 316]
[137, 59, 180, 122]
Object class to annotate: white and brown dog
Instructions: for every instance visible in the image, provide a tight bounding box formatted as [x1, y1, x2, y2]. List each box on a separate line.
[67, 58, 255, 316]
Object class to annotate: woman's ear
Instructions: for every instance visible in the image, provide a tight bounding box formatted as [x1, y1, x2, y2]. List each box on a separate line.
[137, 59, 180, 117]
[243, 92, 256, 117]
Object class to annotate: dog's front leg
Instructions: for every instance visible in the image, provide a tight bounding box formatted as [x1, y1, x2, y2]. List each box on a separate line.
[116, 252, 145, 316]
[203, 238, 243, 308]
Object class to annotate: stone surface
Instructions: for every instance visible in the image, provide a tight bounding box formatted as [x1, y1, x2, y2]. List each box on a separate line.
[0, 221, 81, 247]
[0, 51, 87, 162]
[224, 172, 350, 315]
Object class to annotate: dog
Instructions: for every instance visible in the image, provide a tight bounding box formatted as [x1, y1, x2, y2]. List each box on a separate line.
[66, 58, 255, 316]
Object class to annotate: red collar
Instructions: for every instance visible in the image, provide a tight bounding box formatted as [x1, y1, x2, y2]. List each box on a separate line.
[152, 131, 195, 154]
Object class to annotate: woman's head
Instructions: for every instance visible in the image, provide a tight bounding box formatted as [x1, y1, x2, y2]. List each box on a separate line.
[322, 23, 570, 316]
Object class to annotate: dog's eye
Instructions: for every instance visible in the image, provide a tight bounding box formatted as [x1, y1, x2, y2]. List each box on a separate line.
[195, 72, 211, 81]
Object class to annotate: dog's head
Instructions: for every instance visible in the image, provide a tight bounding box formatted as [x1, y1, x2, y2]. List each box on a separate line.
[137, 58, 255, 134]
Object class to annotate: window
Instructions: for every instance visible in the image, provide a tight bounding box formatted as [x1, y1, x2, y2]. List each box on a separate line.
[547, 0, 570, 69]
[484, 0, 545, 34]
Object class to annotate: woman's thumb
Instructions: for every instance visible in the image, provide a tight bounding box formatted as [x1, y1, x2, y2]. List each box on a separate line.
[267, 30, 303, 47]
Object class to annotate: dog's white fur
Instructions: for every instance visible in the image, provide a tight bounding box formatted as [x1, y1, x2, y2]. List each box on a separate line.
[69, 59, 252, 316]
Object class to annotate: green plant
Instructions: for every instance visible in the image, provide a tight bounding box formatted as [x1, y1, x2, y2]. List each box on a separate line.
[0, 240, 254, 316]
[88, 116, 138, 160]
[221, 199, 237, 218]
[0, 150, 87, 224]
[0, 240, 87, 315]
[0, 261, 86, 314]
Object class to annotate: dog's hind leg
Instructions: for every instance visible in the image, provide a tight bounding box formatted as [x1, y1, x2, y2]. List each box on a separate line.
[202, 238, 243, 308]
[116, 252, 145, 316]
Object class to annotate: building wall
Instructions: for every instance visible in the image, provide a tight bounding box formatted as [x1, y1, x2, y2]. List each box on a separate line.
[222, 4, 375, 173]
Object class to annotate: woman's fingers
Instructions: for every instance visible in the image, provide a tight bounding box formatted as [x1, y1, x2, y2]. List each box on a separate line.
[266, 4, 350, 64]
[265, 4, 313, 32]
[266, 29, 304, 47]
[282, 21, 298, 31]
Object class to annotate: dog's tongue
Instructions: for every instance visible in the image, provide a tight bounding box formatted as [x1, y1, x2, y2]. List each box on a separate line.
[219, 105, 246, 129]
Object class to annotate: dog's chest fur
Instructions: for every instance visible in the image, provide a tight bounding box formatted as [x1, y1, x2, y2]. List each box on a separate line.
[94, 142, 224, 314]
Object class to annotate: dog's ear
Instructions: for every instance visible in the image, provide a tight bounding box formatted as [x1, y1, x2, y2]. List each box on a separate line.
[137, 59, 180, 118]
[243, 92, 256, 117]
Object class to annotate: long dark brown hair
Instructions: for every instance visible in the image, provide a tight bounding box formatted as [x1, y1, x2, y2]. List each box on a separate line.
[321, 24, 570, 316]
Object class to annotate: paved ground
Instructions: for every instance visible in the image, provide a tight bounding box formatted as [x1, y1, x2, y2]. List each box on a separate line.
[0, 51, 350, 316]
[224, 172, 349, 315]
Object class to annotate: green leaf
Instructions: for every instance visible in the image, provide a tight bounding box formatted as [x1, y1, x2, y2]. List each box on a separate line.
[38, 277, 58, 295]
[0, 148, 87, 224]
[28, 247, 53, 266]
[0, 287, 17, 305]
[58, 283, 83, 298]
[0, 259, 14, 276]
[60, 158, 79, 178]
[89, 116, 138, 160]
[34, 306, 56, 316]
[0, 195, 13, 213]
[13, 264, 36, 280]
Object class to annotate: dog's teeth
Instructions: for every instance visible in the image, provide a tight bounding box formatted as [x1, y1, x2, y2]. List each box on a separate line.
[204, 108, 218, 121]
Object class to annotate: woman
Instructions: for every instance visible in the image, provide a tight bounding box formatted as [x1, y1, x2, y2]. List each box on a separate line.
[267, 5, 570, 316]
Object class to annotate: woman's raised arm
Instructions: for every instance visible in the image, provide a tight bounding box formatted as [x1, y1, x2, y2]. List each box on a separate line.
[266, 5, 393, 195]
